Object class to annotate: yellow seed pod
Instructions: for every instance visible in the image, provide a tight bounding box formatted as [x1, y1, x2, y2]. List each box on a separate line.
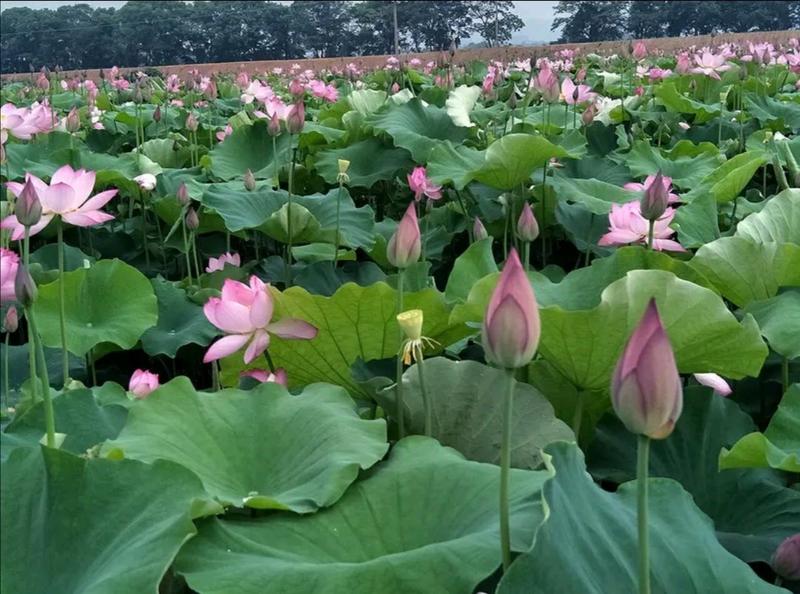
[338, 159, 351, 174]
[397, 309, 423, 341]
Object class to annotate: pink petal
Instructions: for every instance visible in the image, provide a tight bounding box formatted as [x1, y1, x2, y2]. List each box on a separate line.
[44, 182, 80, 213]
[244, 329, 270, 364]
[80, 189, 117, 211]
[1, 213, 54, 240]
[598, 229, 641, 246]
[652, 238, 687, 252]
[204, 299, 254, 334]
[61, 210, 114, 227]
[221, 278, 255, 307]
[203, 333, 251, 363]
[50, 164, 78, 187]
[693, 373, 732, 396]
[249, 286, 273, 329]
[267, 318, 318, 340]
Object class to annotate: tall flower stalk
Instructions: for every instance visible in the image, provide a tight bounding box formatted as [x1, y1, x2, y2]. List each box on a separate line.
[334, 159, 350, 268]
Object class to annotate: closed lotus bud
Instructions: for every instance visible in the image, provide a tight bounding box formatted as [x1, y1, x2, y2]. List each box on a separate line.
[3, 306, 18, 333]
[286, 101, 305, 134]
[65, 107, 80, 133]
[481, 248, 540, 369]
[37, 73, 50, 91]
[15, 178, 43, 227]
[289, 78, 305, 98]
[267, 111, 281, 136]
[611, 299, 682, 440]
[633, 40, 648, 61]
[14, 265, 37, 307]
[516, 202, 539, 242]
[640, 171, 669, 221]
[387, 202, 421, 269]
[397, 309, 423, 341]
[186, 112, 198, 132]
[582, 103, 597, 126]
[473, 217, 489, 241]
[176, 182, 190, 205]
[772, 534, 800, 581]
[185, 207, 199, 230]
[134, 86, 143, 104]
[153, 105, 162, 123]
[243, 169, 256, 191]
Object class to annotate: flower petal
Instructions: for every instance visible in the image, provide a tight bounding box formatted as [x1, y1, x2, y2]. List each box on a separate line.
[267, 318, 318, 340]
[203, 334, 251, 363]
[244, 329, 270, 364]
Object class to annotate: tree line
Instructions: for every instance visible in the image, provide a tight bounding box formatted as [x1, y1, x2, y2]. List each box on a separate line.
[553, 1, 800, 43]
[0, 1, 523, 73]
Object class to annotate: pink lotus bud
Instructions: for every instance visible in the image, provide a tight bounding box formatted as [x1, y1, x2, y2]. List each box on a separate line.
[481, 248, 540, 369]
[611, 299, 682, 439]
[387, 202, 421, 269]
[186, 112, 198, 132]
[15, 178, 43, 227]
[286, 101, 305, 134]
[635, 86, 645, 96]
[267, 111, 281, 137]
[516, 202, 539, 242]
[65, 107, 80, 133]
[133, 173, 157, 192]
[473, 217, 489, 241]
[241, 368, 288, 386]
[772, 534, 800, 581]
[582, 103, 597, 126]
[640, 171, 669, 221]
[576, 67, 587, 82]
[243, 169, 256, 191]
[153, 105, 162, 123]
[37, 73, 49, 91]
[3, 306, 18, 333]
[289, 78, 305, 98]
[128, 368, 160, 398]
[176, 182, 190, 205]
[185, 207, 199, 230]
[391, 82, 401, 94]
[14, 264, 37, 307]
[633, 41, 648, 61]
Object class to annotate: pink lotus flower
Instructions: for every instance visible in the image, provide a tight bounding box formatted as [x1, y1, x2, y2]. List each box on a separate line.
[128, 369, 160, 398]
[166, 74, 182, 93]
[676, 52, 692, 74]
[1, 102, 54, 141]
[407, 166, 442, 202]
[646, 68, 672, 81]
[623, 174, 681, 204]
[772, 534, 800, 581]
[598, 201, 686, 252]
[482, 248, 540, 369]
[2, 165, 117, 240]
[473, 217, 489, 241]
[216, 124, 233, 142]
[517, 202, 539, 242]
[531, 67, 560, 103]
[241, 368, 288, 386]
[0, 248, 20, 304]
[206, 252, 241, 273]
[387, 202, 421, 269]
[561, 77, 596, 105]
[308, 79, 339, 102]
[240, 80, 274, 105]
[612, 299, 683, 439]
[693, 372, 732, 396]
[111, 78, 130, 91]
[633, 40, 648, 61]
[134, 173, 157, 191]
[203, 276, 317, 364]
[691, 51, 731, 80]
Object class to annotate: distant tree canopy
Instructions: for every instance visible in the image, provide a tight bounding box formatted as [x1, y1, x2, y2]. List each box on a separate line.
[0, 0, 523, 72]
[553, 1, 800, 43]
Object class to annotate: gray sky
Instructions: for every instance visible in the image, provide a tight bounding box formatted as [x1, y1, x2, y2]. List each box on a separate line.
[0, 1, 559, 42]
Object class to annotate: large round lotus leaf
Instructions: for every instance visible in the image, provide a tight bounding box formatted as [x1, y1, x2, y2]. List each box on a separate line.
[473, 133, 571, 190]
[103, 377, 388, 511]
[735, 188, 800, 245]
[588, 387, 800, 563]
[376, 358, 573, 468]
[207, 120, 291, 179]
[720, 384, 800, 473]
[498, 443, 785, 594]
[742, 289, 800, 359]
[315, 138, 414, 188]
[32, 258, 158, 357]
[1, 446, 214, 594]
[175, 436, 548, 594]
[624, 139, 722, 189]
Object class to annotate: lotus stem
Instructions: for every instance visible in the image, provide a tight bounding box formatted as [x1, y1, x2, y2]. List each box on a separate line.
[637, 434, 652, 594]
[285, 145, 297, 287]
[140, 190, 151, 270]
[27, 307, 55, 448]
[782, 357, 789, 395]
[541, 163, 548, 266]
[647, 219, 655, 251]
[415, 345, 432, 437]
[57, 219, 69, 387]
[272, 135, 280, 190]
[500, 367, 515, 572]
[395, 272, 405, 439]
[3, 332, 10, 410]
[181, 217, 192, 285]
[191, 231, 202, 281]
[334, 181, 344, 268]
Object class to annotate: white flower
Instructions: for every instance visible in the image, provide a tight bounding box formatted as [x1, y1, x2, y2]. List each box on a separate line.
[134, 173, 157, 191]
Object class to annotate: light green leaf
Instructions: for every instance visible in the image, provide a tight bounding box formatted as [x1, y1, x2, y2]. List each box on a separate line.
[427, 141, 486, 190]
[624, 140, 722, 190]
[315, 138, 413, 188]
[207, 120, 291, 180]
[735, 188, 800, 245]
[104, 378, 387, 511]
[446, 84, 482, 127]
[743, 290, 800, 359]
[33, 259, 158, 357]
[549, 175, 642, 214]
[176, 437, 547, 594]
[348, 89, 387, 115]
[684, 151, 768, 204]
[474, 134, 570, 190]
[444, 238, 497, 303]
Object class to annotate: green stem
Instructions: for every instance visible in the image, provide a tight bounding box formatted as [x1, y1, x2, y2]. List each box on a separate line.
[541, 164, 548, 266]
[272, 135, 280, 190]
[395, 272, 405, 440]
[334, 181, 343, 268]
[647, 219, 655, 251]
[500, 367, 515, 572]
[285, 145, 297, 287]
[3, 332, 10, 410]
[523, 240, 530, 271]
[191, 232, 202, 281]
[415, 346, 431, 437]
[140, 190, 150, 270]
[181, 219, 193, 285]
[22, 229, 37, 405]
[264, 349, 276, 374]
[28, 308, 55, 448]
[782, 357, 789, 395]
[637, 434, 652, 594]
[57, 220, 69, 387]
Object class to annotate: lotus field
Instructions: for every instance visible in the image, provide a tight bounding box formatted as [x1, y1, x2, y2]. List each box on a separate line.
[1, 38, 799, 594]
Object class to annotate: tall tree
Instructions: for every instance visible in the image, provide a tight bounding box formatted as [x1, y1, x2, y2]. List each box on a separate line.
[465, 1, 524, 47]
[551, 1, 629, 43]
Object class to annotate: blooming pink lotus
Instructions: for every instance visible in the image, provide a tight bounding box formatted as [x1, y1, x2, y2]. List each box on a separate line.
[482, 248, 540, 369]
[561, 77, 596, 105]
[624, 174, 681, 204]
[2, 165, 117, 240]
[691, 51, 731, 80]
[598, 201, 686, 252]
[203, 276, 318, 364]
[531, 67, 560, 103]
[633, 41, 648, 60]
[128, 369, 160, 398]
[407, 166, 442, 202]
[307, 79, 339, 103]
[0, 248, 20, 305]
[1, 101, 54, 141]
[206, 252, 241, 273]
[241, 80, 274, 105]
[241, 368, 288, 386]
[612, 299, 683, 439]
[216, 124, 233, 142]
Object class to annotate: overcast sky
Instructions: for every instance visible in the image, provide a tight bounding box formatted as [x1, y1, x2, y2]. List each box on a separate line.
[0, 0, 559, 42]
